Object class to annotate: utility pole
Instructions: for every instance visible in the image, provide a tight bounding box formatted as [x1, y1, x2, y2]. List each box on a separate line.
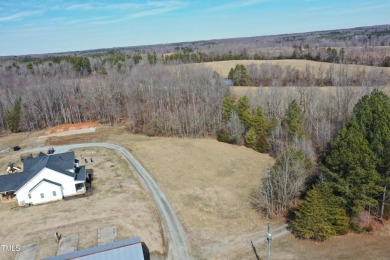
[266, 223, 272, 260]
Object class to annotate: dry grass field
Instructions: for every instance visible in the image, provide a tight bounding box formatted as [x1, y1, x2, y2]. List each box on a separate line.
[44, 127, 277, 259]
[197, 59, 390, 79]
[1, 126, 390, 259]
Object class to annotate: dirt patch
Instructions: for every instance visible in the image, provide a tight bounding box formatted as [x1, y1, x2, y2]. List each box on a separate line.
[45, 126, 125, 146]
[0, 147, 163, 259]
[49, 121, 100, 134]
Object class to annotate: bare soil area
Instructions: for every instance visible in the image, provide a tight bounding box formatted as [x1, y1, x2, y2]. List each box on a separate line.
[0, 146, 163, 260]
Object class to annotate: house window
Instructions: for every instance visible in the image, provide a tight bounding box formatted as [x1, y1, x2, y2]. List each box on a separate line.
[53, 191, 56, 196]
[40, 193, 44, 199]
[28, 194, 31, 199]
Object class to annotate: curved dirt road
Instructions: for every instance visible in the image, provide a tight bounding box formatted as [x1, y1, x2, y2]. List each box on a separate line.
[29, 143, 191, 260]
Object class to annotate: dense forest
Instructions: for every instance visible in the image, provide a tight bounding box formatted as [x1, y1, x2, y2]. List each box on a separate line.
[1, 24, 389, 241]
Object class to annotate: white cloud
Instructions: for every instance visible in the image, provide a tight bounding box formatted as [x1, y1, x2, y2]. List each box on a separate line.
[86, 1, 187, 24]
[210, 0, 266, 11]
[0, 10, 43, 22]
[65, 4, 95, 11]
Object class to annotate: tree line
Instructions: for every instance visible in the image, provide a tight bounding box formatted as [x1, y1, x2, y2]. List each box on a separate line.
[0, 63, 227, 136]
[162, 46, 390, 68]
[228, 62, 388, 87]
[249, 89, 390, 241]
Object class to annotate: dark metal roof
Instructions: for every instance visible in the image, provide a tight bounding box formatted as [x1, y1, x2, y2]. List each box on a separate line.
[22, 152, 47, 171]
[0, 151, 85, 193]
[43, 237, 144, 260]
[46, 152, 76, 176]
[0, 170, 35, 192]
[75, 166, 87, 181]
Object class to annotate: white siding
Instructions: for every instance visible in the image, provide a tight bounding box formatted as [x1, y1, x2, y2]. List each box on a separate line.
[29, 181, 62, 204]
[16, 168, 77, 205]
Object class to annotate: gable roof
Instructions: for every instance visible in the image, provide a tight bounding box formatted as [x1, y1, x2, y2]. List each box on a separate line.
[0, 151, 85, 193]
[29, 178, 62, 193]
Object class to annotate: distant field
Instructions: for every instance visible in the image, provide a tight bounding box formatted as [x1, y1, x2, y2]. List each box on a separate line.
[246, 46, 390, 57]
[229, 86, 390, 99]
[198, 59, 390, 79]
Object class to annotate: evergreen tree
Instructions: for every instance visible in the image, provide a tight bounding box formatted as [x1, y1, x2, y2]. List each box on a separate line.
[228, 68, 235, 82]
[254, 132, 269, 153]
[221, 96, 235, 121]
[133, 55, 142, 64]
[252, 106, 270, 134]
[216, 128, 232, 143]
[5, 98, 22, 133]
[352, 89, 390, 218]
[246, 106, 271, 152]
[282, 100, 305, 139]
[228, 64, 249, 86]
[245, 127, 257, 149]
[324, 118, 381, 216]
[237, 64, 249, 85]
[292, 185, 348, 241]
[235, 96, 251, 126]
[353, 89, 390, 176]
[147, 52, 158, 65]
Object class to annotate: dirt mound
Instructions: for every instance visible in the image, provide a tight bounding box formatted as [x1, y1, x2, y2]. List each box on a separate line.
[49, 121, 100, 133]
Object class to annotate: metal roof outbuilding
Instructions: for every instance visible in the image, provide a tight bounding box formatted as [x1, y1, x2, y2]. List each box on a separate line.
[43, 237, 145, 260]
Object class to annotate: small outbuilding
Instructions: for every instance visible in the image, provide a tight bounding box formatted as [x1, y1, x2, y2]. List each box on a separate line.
[43, 237, 146, 260]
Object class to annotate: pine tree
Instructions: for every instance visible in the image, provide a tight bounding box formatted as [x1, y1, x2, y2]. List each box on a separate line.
[252, 106, 269, 134]
[352, 89, 390, 219]
[235, 96, 251, 126]
[353, 89, 390, 175]
[245, 127, 257, 149]
[227, 64, 249, 86]
[5, 98, 22, 133]
[282, 100, 305, 139]
[324, 118, 381, 216]
[228, 68, 235, 82]
[292, 185, 348, 241]
[147, 52, 158, 65]
[238, 64, 249, 85]
[221, 96, 235, 121]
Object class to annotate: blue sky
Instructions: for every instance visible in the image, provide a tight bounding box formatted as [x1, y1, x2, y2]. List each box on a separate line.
[0, 0, 389, 56]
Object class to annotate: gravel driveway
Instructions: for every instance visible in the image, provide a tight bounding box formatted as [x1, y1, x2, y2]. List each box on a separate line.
[27, 143, 191, 260]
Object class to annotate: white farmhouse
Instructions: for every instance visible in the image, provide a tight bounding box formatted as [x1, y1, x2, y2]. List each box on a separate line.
[0, 151, 87, 205]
